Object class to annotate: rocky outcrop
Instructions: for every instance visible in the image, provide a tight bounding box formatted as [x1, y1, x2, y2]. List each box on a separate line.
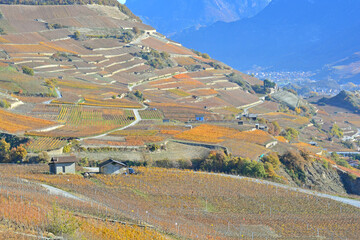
[303, 161, 347, 194]
[338, 172, 360, 195]
[279, 161, 348, 195]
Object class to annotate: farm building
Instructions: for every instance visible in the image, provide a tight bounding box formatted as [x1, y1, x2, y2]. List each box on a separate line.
[255, 124, 268, 131]
[248, 114, 258, 121]
[49, 156, 77, 174]
[99, 159, 127, 175]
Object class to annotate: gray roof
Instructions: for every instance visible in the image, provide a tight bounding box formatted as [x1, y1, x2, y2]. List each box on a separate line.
[98, 159, 126, 168]
[49, 156, 77, 164]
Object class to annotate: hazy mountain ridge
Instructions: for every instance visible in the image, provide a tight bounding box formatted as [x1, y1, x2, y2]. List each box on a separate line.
[125, 0, 271, 36]
[172, 0, 360, 83]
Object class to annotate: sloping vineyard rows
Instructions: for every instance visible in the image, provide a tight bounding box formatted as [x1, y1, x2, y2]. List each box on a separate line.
[139, 110, 164, 120]
[0, 165, 167, 239]
[16, 165, 360, 240]
[26, 137, 67, 153]
[56, 106, 135, 126]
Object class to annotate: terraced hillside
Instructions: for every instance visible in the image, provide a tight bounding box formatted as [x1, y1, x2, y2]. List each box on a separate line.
[0, 4, 266, 142]
[0, 3, 359, 240]
[0, 2, 359, 183]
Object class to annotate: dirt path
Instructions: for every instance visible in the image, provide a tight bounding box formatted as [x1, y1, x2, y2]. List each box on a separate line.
[40, 183, 86, 202]
[200, 172, 360, 208]
[82, 104, 147, 140]
[38, 171, 360, 209]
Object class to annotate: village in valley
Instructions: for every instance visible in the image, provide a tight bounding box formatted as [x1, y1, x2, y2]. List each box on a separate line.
[0, 1, 359, 239]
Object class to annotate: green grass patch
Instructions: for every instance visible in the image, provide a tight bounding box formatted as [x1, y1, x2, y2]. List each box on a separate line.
[167, 89, 191, 97]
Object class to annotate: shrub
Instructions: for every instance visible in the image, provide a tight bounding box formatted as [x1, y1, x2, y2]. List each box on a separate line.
[63, 145, 71, 153]
[22, 66, 34, 76]
[134, 90, 143, 101]
[202, 53, 210, 59]
[46, 203, 80, 236]
[38, 151, 50, 163]
[148, 143, 160, 152]
[264, 162, 276, 178]
[282, 127, 299, 141]
[153, 159, 174, 168]
[73, 31, 80, 40]
[280, 150, 307, 183]
[349, 173, 358, 181]
[262, 152, 281, 170]
[0, 99, 10, 109]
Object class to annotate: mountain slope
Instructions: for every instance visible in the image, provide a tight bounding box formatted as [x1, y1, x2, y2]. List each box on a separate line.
[125, 0, 271, 36]
[172, 0, 360, 77]
[318, 90, 360, 113]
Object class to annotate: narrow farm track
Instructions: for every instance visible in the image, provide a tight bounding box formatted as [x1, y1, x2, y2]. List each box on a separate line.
[200, 172, 360, 208]
[35, 170, 360, 209]
[43, 87, 62, 105]
[82, 104, 147, 140]
[40, 183, 86, 202]
[241, 99, 264, 115]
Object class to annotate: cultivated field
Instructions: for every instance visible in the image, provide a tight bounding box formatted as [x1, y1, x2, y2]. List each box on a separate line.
[4, 164, 359, 240]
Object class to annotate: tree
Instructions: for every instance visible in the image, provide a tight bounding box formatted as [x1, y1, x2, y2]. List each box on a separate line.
[73, 31, 80, 40]
[264, 79, 275, 89]
[119, 31, 133, 43]
[272, 121, 281, 135]
[22, 66, 34, 76]
[283, 127, 299, 141]
[330, 123, 343, 138]
[264, 162, 276, 178]
[0, 138, 10, 162]
[10, 146, 27, 163]
[280, 150, 307, 183]
[262, 152, 280, 170]
[202, 53, 210, 59]
[134, 90, 143, 101]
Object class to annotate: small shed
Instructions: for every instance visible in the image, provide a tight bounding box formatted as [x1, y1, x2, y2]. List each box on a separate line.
[99, 159, 127, 175]
[248, 114, 258, 121]
[49, 156, 77, 174]
[195, 114, 205, 122]
[163, 119, 170, 123]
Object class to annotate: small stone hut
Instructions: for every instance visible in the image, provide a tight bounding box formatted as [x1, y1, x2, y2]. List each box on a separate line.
[99, 159, 127, 175]
[49, 156, 77, 174]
